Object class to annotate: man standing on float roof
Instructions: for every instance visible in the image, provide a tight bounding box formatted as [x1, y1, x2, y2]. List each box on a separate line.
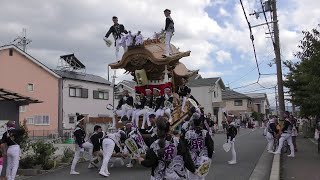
[104, 16, 128, 60]
[163, 9, 174, 57]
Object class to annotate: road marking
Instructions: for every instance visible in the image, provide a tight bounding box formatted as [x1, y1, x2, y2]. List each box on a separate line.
[309, 138, 318, 145]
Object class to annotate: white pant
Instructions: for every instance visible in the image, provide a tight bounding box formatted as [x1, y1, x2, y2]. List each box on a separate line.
[230, 140, 236, 162]
[266, 132, 274, 151]
[155, 109, 162, 119]
[181, 97, 187, 112]
[164, 31, 173, 56]
[116, 105, 133, 119]
[70, 142, 93, 171]
[6, 145, 20, 180]
[131, 109, 140, 123]
[136, 109, 153, 129]
[100, 138, 115, 174]
[274, 133, 294, 155]
[115, 37, 127, 60]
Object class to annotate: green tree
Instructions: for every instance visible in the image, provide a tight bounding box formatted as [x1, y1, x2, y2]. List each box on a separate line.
[284, 24, 320, 116]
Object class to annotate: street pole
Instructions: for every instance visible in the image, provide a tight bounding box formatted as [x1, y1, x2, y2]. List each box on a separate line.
[275, 86, 278, 116]
[271, 0, 285, 120]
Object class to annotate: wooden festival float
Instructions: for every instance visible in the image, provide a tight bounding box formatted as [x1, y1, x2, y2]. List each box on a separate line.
[109, 36, 199, 130]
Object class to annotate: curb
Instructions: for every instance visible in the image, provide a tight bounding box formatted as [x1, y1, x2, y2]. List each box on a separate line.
[269, 154, 280, 180]
[249, 146, 274, 180]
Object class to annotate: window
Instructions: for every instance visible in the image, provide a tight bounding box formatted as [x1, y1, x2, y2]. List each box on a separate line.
[69, 87, 88, 98]
[93, 90, 109, 100]
[234, 100, 243, 106]
[19, 106, 27, 112]
[27, 83, 34, 92]
[34, 115, 50, 125]
[213, 91, 216, 98]
[9, 49, 13, 56]
[69, 116, 75, 123]
[26, 117, 34, 124]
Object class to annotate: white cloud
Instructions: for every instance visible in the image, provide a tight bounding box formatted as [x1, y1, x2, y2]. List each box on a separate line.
[219, 7, 231, 17]
[216, 50, 232, 63]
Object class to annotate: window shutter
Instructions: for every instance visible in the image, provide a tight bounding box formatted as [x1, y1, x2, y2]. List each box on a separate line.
[82, 88, 88, 98]
[93, 90, 99, 99]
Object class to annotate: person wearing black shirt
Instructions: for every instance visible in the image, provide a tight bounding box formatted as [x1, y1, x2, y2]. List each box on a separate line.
[273, 111, 295, 157]
[139, 117, 196, 179]
[104, 16, 128, 60]
[1, 120, 16, 179]
[115, 90, 134, 123]
[135, 88, 153, 129]
[265, 117, 277, 153]
[226, 115, 237, 165]
[131, 91, 144, 125]
[3, 121, 25, 180]
[177, 77, 189, 113]
[70, 114, 93, 175]
[162, 9, 175, 57]
[152, 88, 164, 119]
[90, 125, 105, 168]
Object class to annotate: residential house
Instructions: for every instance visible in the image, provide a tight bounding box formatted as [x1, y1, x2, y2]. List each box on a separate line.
[245, 93, 270, 119]
[114, 80, 136, 100]
[0, 45, 114, 136]
[0, 45, 61, 136]
[54, 70, 113, 130]
[222, 89, 253, 120]
[188, 75, 226, 127]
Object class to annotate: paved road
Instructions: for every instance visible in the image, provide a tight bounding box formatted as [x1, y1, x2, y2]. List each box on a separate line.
[27, 128, 267, 180]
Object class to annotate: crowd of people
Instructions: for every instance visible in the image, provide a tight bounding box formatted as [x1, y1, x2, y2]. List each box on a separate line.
[67, 89, 240, 179]
[264, 111, 299, 157]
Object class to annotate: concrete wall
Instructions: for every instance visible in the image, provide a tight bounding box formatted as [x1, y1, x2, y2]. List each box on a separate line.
[0, 48, 60, 132]
[61, 79, 113, 129]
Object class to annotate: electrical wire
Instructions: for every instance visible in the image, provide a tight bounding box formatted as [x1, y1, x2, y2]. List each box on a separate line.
[260, 0, 275, 44]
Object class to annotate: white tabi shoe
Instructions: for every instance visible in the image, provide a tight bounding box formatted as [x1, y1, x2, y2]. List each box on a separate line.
[126, 163, 133, 168]
[228, 160, 237, 165]
[70, 171, 80, 175]
[99, 171, 109, 177]
[287, 154, 295, 157]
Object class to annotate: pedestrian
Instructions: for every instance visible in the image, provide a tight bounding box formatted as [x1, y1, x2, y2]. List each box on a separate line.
[90, 125, 105, 168]
[222, 119, 227, 134]
[235, 117, 241, 133]
[176, 77, 189, 113]
[70, 113, 94, 175]
[273, 111, 295, 157]
[290, 115, 298, 152]
[139, 117, 196, 179]
[99, 130, 127, 177]
[162, 9, 174, 57]
[226, 115, 237, 165]
[265, 116, 277, 152]
[4, 121, 25, 180]
[185, 116, 214, 180]
[104, 16, 128, 60]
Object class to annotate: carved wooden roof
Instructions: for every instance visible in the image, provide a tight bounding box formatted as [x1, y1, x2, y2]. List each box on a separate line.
[109, 42, 191, 71]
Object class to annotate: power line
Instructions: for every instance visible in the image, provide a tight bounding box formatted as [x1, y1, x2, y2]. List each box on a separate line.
[260, 0, 275, 44]
[240, 0, 261, 77]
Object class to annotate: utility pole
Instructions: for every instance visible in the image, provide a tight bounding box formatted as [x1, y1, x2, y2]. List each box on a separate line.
[271, 0, 285, 120]
[13, 28, 32, 52]
[275, 86, 278, 116]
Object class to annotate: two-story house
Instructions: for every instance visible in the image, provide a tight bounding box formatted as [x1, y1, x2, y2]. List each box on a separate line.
[245, 93, 270, 119]
[0, 45, 114, 136]
[0, 45, 61, 136]
[222, 89, 253, 120]
[188, 75, 226, 127]
[54, 70, 113, 130]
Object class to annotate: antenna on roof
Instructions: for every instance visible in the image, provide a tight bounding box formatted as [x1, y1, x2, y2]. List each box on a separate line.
[56, 54, 86, 74]
[12, 28, 32, 52]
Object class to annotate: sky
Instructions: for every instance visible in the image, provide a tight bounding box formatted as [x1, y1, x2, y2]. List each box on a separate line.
[1, 0, 320, 107]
